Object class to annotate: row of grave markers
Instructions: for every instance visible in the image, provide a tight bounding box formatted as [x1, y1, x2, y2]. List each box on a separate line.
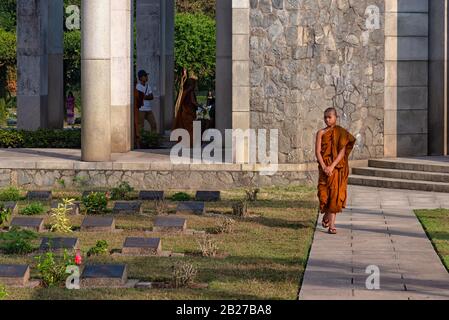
[3, 199, 207, 218]
[0, 264, 135, 289]
[0, 191, 220, 289]
[39, 235, 178, 256]
[23, 190, 221, 202]
[9, 214, 193, 233]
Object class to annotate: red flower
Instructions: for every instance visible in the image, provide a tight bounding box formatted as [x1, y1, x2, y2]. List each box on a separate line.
[75, 252, 82, 265]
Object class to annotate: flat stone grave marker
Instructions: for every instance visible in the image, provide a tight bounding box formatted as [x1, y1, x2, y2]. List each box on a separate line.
[122, 237, 162, 255]
[153, 217, 187, 233]
[81, 264, 128, 288]
[40, 237, 79, 252]
[139, 191, 165, 201]
[51, 201, 80, 215]
[0, 264, 30, 287]
[10, 217, 45, 232]
[27, 191, 52, 201]
[81, 216, 115, 232]
[176, 201, 205, 215]
[3, 201, 18, 215]
[113, 202, 142, 214]
[195, 191, 221, 202]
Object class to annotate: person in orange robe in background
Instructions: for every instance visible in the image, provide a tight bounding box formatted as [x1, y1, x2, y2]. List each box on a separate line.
[315, 107, 356, 234]
[173, 78, 199, 147]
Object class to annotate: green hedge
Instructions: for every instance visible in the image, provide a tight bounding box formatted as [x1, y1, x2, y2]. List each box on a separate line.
[0, 129, 81, 149]
[64, 30, 81, 91]
[0, 28, 15, 66]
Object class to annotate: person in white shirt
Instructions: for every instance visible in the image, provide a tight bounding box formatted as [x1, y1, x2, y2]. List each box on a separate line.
[135, 70, 157, 147]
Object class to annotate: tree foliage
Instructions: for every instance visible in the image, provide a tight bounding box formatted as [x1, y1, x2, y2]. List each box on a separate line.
[176, 0, 216, 18]
[175, 13, 216, 90]
[0, 28, 15, 67]
[0, 0, 16, 32]
[64, 30, 81, 91]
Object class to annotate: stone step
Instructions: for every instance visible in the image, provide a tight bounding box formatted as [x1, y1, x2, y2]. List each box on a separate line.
[369, 159, 449, 174]
[352, 167, 449, 183]
[349, 175, 449, 193]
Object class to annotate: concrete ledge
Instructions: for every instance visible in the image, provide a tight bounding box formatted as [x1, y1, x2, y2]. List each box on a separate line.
[0, 158, 367, 172]
[0, 149, 368, 189]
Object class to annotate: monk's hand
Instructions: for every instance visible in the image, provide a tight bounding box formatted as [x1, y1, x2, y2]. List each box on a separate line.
[324, 166, 332, 176]
[327, 165, 336, 176]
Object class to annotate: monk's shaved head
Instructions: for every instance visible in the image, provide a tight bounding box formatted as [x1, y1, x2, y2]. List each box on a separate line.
[324, 108, 338, 117]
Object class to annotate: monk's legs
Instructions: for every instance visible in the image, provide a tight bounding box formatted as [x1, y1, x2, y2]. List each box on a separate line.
[322, 212, 330, 226]
[328, 212, 337, 233]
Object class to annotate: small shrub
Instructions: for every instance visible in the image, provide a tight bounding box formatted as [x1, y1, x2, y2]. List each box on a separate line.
[140, 130, 163, 149]
[35, 250, 73, 287]
[0, 186, 21, 202]
[197, 234, 219, 257]
[0, 228, 37, 254]
[245, 188, 260, 202]
[172, 261, 197, 288]
[50, 199, 74, 233]
[0, 204, 11, 226]
[171, 192, 192, 201]
[232, 200, 248, 217]
[215, 216, 235, 234]
[87, 240, 109, 257]
[0, 284, 7, 300]
[111, 181, 134, 201]
[20, 202, 45, 216]
[56, 179, 66, 189]
[0, 99, 8, 127]
[72, 176, 88, 188]
[154, 199, 168, 215]
[82, 192, 108, 214]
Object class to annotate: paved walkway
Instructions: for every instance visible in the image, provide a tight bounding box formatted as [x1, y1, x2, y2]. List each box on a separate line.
[299, 185, 449, 300]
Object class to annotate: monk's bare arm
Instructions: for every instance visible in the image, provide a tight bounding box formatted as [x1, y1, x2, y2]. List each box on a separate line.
[315, 130, 327, 170]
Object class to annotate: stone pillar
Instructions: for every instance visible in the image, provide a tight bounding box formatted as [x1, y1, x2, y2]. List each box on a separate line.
[216, 0, 233, 137]
[47, 0, 64, 129]
[81, 0, 112, 161]
[162, 0, 175, 134]
[384, 0, 429, 157]
[136, 0, 162, 133]
[429, 0, 448, 155]
[110, 0, 132, 153]
[17, 0, 49, 130]
[231, 0, 251, 162]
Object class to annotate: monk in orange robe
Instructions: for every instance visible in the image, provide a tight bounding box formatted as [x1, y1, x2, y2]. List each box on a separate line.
[315, 108, 356, 234]
[173, 78, 199, 147]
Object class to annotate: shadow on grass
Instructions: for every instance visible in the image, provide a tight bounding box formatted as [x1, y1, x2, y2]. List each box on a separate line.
[244, 216, 315, 230]
[248, 200, 317, 210]
[426, 231, 449, 242]
[29, 286, 270, 300]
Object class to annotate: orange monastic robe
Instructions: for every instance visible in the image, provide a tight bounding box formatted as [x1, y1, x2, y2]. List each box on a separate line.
[317, 125, 356, 214]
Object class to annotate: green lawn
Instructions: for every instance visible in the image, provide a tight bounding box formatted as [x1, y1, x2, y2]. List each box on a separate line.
[0, 186, 318, 300]
[415, 209, 449, 271]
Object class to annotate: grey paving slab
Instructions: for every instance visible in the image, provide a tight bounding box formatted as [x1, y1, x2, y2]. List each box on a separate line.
[299, 186, 449, 300]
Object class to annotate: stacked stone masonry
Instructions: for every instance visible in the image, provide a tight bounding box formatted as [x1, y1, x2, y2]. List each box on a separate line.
[249, 0, 385, 163]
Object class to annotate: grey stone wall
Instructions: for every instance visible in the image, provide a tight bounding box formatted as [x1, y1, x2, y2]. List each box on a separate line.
[249, 0, 385, 163]
[2, 168, 316, 190]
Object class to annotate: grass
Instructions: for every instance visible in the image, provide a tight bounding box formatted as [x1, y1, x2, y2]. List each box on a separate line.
[415, 209, 449, 271]
[0, 186, 318, 300]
